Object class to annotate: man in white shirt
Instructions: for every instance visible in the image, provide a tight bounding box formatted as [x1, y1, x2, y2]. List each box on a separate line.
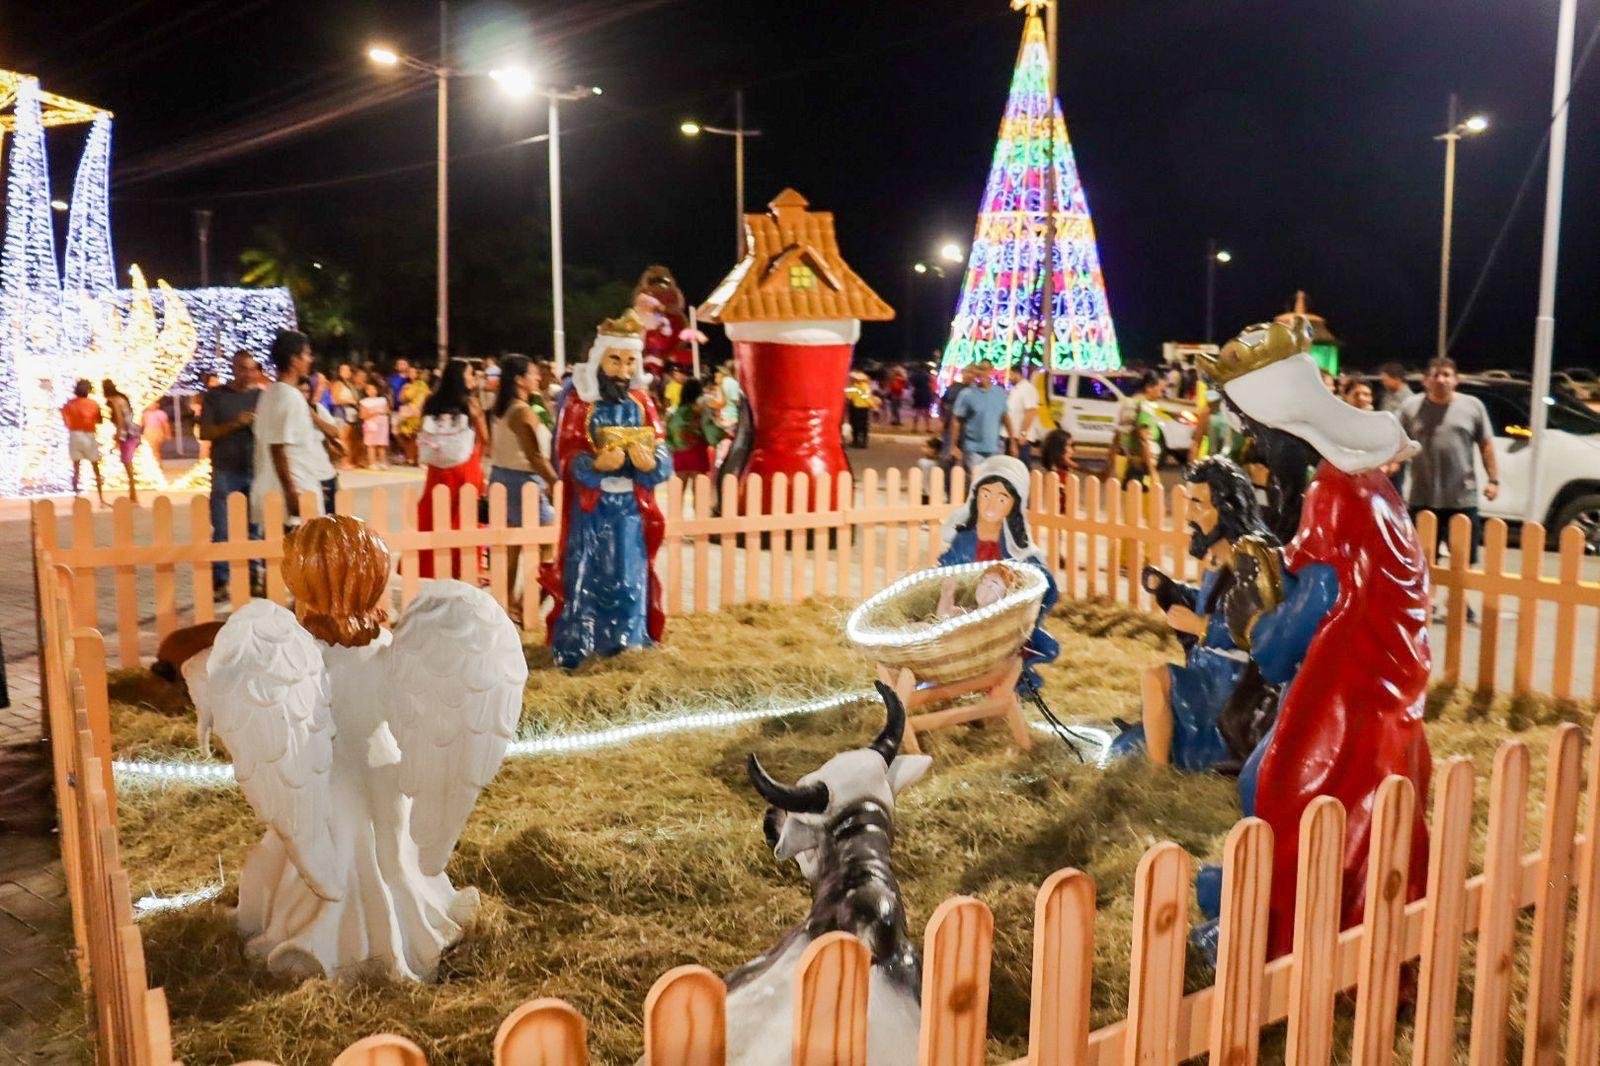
[1005, 364, 1041, 467]
[253, 329, 337, 526]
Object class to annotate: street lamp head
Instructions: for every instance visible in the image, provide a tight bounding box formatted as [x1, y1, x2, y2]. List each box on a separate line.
[1214, 249, 1233, 264]
[367, 46, 400, 66]
[590, 86, 603, 96]
[489, 67, 537, 98]
[913, 262, 929, 274]
[680, 120, 702, 136]
[50, 199, 69, 213]
[1463, 114, 1489, 134]
[939, 242, 964, 264]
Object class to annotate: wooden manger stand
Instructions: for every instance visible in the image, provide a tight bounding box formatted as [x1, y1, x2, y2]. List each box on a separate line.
[877, 657, 1033, 755]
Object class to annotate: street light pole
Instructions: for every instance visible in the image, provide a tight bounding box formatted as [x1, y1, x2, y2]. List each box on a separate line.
[1436, 94, 1458, 362]
[680, 95, 762, 260]
[734, 89, 747, 260]
[549, 95, 566, 375]
[1527, 0, 1578, 525]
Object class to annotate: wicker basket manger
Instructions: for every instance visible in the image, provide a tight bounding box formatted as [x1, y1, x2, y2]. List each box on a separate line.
[845, 561, 1046, 683]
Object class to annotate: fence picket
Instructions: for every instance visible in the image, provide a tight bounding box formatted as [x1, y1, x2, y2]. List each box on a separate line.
[1513, 526, 1545, 696]
[111, 499, 141, 668]
[457, 484, 481, 588]
[1411, 757, 1475, 1066]
[1028, 869, 1094, 1066]
[771, 474, 790, 603]
[792, 473, 811, 600]
[643, 966, 726, 1066]
[743, 475, 762, 604]
[834, 472, 854, 598]
[262, 493, 286, 603]
[719, 476, 738, 608]
[494, 998, 588, 1066]
[860, 470, 877, 597]
[1061, 475, 1079, 600]
[1084, 477, 1102, 600]
[1285, 796, 1345, 1066]
[1468, 740, 1531, 1066]
[919, 896, 994, 1066]
[1475, 520, 1508, 695]
[486, 483, 509, 608]
[692, 475, 712, 611]
[188, 497, 214, 625]
[1124, 841, 1190, 1064]
[1209, 818, 1272, 1066]
[1442, 514, 1470, 682]
[399, 487, 420, 609]
[330, 1034, 429, 1066]
[71, 496, 98, 627]
[150, 497, 176, 643]
[1123, 482, 1144, 606]
[429, 483, 450, 580]
[1350, 776, 1416, 1065]
[794, 931, 870, 1066]
[73, 631, 118, 829]
[1522, 724, 1584, 1066]
[1551, 526, 1583, 700]
[815, 472, 834, 595]
[1567, 717, 1600, 1066]
[1104, 483, 1123, 606]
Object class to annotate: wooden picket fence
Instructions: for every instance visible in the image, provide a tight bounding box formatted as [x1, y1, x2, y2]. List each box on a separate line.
[27, 466, 1600, 1064]
[35, 548, 176, 1066]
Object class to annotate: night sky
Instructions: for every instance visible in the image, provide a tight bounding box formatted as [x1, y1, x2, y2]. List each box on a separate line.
[6, 0, 1599, 372]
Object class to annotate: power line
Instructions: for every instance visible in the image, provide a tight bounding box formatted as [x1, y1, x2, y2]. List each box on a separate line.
[1446, 9, 1600, 354]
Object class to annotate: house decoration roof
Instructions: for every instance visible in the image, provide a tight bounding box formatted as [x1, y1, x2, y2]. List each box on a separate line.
[697, 189, 894, 324]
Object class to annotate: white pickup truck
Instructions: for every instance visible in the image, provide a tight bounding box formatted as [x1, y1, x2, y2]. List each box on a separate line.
[1045, 370, 1197, 462]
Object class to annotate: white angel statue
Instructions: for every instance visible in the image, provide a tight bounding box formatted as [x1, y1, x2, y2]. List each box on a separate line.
[188, 515, 526, 982]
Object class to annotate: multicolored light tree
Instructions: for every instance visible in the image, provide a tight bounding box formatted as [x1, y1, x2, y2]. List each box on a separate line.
[941, 8, 1120, 377]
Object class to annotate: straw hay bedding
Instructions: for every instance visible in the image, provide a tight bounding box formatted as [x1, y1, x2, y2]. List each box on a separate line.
[101, 598, 1589, 1065]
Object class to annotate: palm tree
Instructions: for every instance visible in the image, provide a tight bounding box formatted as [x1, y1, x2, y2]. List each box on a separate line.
[239, 224, 314, 301]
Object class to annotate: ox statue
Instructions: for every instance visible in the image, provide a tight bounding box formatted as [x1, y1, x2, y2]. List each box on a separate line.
[726, 682, 931, 1066]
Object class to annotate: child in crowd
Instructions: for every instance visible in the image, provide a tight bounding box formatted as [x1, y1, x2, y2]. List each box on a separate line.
[1038, 428, 1078, 479]
[917, 435, 941, 503]
[360, 381, 391, 469]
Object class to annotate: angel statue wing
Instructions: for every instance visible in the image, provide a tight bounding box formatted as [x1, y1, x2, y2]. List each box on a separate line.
[387, 582, 527, 876]
[200, 599, 343, 900]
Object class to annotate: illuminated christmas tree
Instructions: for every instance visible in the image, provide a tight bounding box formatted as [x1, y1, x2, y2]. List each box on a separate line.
[941, 6, 1120, 376]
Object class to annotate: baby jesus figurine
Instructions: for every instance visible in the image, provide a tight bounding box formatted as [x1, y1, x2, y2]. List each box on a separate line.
[934, 563, 1019, 621]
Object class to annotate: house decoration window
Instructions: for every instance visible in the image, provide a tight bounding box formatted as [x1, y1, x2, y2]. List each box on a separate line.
[788, 264, 816, 290]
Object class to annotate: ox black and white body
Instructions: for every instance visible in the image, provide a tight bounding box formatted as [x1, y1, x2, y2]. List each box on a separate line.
[724, 683, 931, 1066]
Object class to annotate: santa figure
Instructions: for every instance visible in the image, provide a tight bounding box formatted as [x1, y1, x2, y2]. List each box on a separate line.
[631, 265, 700, 382]
[1199, 317, 1431, 959]
[539, 315, 674, 668]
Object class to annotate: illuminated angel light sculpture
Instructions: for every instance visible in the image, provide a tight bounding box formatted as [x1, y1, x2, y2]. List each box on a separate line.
[186, 516, 527, 980]
[0, 70, 295, 497]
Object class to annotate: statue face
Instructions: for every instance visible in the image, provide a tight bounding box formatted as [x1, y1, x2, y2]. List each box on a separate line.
[976, 481, 1015, 526]
[600, 347, 637, 381]
[1188, 481, 1219, 540]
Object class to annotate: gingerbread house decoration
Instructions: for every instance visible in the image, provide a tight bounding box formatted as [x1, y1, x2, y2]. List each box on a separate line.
[699, 189, 893, 509]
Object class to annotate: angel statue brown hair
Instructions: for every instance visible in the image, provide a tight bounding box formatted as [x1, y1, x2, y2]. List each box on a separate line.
[282, 515, 392, 647]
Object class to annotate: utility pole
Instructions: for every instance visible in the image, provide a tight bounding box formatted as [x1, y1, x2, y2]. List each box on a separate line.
[194, 208, 212, 287]
[1040, 0, 1058, 388]
[1526, 0, 1577, 524]
[549, 95, 566, 374]
[734, 89, 747, 260]
[1436, 93, 1459, 361]
[435, 0, 450, 368]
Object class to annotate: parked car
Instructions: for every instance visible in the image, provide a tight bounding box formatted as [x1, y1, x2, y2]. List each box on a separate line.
[1378, 375, 1600, 552]
[1047, 370, 1196, 462]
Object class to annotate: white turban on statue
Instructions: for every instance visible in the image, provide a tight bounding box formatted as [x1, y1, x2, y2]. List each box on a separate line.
[571, 314, 649, 403]
[940, 454, 1045, 565]
[1203, 317, 1419, 474]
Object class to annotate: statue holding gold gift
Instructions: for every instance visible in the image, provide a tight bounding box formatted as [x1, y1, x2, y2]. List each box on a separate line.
[539, 314, 674, 667]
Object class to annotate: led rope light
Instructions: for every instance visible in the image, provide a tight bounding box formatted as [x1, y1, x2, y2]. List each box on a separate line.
[845, 560, 1046, 647]
[134, 878, 224, 919]
[114, 689, 880, 790]
[940, 11, 1121, 380]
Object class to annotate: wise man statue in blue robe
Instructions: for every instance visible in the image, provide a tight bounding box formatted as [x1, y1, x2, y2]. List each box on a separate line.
[539, 315, 674, 668]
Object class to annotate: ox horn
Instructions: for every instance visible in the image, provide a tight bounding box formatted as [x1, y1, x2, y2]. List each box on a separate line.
[746, 754, 829, 813]
[869, 681, 905, 764]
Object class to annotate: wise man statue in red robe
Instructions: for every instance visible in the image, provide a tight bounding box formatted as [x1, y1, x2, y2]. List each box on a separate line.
[1197, 317, 1431, 959]
[539, 315, 673, 668]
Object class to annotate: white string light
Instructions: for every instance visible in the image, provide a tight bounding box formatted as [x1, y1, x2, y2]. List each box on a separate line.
[63, 116, 115, 295]
[114, 689, 880, 790]
[845, 561, 1046, 647]
[134, 878, 225, 919]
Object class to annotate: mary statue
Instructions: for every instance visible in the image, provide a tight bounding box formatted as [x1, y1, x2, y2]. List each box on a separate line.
[938, 454, 1059, 689]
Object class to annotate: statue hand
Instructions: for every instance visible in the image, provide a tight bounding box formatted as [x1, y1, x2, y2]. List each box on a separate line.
[1165, 605, 1206, 636]
[593, 446, 626, 472]
[627, 443, 657, 472]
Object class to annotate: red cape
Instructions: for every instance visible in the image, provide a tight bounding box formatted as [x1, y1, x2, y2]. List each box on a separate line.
[538, 389, 667, 646]
[1255, 463, 1432, 957]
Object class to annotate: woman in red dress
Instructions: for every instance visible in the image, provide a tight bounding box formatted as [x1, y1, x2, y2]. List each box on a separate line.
[415, 359, 488, 579]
